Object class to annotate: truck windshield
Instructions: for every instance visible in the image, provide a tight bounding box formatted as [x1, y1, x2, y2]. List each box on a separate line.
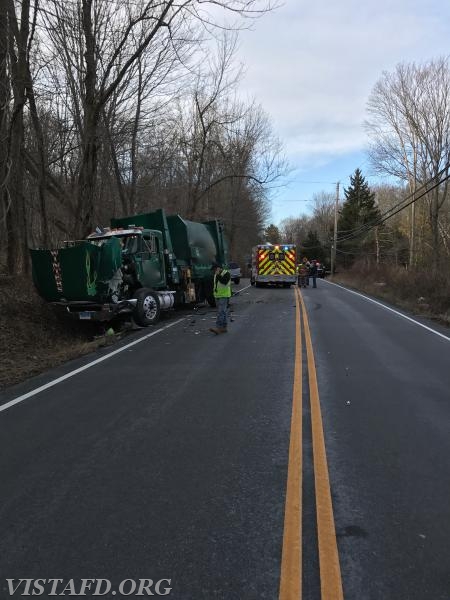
[87, 234, 142, 253]
[121, 236, 140, 254]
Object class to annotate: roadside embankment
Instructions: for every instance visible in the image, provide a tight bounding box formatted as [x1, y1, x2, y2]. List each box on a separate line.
[0, 276, 118, 390]
[332, 264, 450, 327]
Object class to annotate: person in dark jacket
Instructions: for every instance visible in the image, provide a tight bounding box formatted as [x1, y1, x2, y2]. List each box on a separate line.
[297, 263, 308, 288]
[309, 259, 318, 288]
[301, 257, 310, 286]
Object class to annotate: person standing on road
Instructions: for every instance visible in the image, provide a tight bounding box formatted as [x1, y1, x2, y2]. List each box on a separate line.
[298, 263, 308, 288]
[302, 256, 310, 286]
[209, 262, 231, 334]
[309, 259, 318, 288]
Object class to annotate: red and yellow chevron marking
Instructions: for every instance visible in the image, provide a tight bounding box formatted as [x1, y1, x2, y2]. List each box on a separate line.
[258, 247, 296, 275]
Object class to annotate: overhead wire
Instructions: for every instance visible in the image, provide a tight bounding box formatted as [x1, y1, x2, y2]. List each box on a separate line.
[335, 162, 450, 243]
[341, 164, 450, 240]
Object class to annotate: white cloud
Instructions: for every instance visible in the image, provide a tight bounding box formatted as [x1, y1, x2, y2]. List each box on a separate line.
[236, 0, 450, 164]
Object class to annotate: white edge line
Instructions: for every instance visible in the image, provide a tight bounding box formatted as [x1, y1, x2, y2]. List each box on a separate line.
[0, 318, 185, 414]
[324, 279, 450, 342]
[233, 283, 252, 294]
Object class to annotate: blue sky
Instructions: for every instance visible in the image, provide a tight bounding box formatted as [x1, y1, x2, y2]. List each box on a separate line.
[270, 150, 376, 221]
[234, 0, 450, 224]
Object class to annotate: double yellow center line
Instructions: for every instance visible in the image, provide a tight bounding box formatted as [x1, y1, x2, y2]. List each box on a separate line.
[279, 288, 344, 600]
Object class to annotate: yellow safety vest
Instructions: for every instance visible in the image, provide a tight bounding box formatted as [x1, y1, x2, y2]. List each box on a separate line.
[214, 269, 232, 298]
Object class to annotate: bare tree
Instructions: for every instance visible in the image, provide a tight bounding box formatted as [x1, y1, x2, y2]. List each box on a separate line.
[309, 191, 335, 245]
[372, 184, 410, 265]
[279, 216, 310, 249]
[36, 0, 274, 237]
[1, 0, 278, 273]
[4, 0, 31, 273]
[366, 58, 450, 266]
[0, 0, 9, 246]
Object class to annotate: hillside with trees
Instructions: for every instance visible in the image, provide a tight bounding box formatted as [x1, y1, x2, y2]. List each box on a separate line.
[0, 0, 288, 388]
[0, 0, 284, 276]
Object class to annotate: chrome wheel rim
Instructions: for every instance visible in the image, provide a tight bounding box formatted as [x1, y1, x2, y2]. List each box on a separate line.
[143, 295, 158, 320]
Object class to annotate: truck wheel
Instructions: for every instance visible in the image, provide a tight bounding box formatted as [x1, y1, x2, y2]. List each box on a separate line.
[133, 289, 161, 326]
[196, 283, 205, 303]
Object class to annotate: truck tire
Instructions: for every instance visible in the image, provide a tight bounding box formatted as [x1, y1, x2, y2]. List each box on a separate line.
[202, 280, 215, 307]
[133, 288, 161, 326]
[196, 283, 205, 304]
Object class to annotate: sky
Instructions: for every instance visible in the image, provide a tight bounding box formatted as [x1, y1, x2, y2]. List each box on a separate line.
[233, 0, 450, 225]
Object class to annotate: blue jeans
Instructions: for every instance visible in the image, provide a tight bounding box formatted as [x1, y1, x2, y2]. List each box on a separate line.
[216, 297, 229, 328]
[309, 276, 317, 288]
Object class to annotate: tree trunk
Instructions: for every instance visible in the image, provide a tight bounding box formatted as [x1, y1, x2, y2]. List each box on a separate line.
[26, 80, 50, 246]
[430, 191, 440, 269]
[6, 0, 29, 274]
[0, 0, 9, 235]
[375, 226, 380, 265]
[77, 0, 98, 237]
[77, 115, 99, 236]
[409, 198, 415, 268]
[129, 60, 143, 214]
[6, 118, 27, 274]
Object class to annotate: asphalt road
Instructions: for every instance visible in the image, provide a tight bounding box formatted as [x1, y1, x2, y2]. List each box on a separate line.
[0, 279, 449, 599]
[305, 280, 450, 600]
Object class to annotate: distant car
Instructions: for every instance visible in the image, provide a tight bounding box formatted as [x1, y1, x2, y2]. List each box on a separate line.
[227, 262, 241, 284]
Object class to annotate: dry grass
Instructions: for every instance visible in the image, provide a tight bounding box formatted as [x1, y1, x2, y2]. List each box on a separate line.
[0, 276, 119, 390]
[332, 262, 450, 327]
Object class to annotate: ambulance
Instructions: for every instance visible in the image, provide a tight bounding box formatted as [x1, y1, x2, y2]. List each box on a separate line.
[250, 243, 297, 287]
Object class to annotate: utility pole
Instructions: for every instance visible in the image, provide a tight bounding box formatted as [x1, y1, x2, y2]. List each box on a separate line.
[331, 181, 339, 275]
[410, 196, 415, 269]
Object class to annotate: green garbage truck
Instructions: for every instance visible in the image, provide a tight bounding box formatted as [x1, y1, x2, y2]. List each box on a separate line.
[30, 209, 229, 326]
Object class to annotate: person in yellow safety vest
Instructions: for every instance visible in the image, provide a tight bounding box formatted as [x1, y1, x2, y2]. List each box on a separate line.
[209, 262, 232, 335]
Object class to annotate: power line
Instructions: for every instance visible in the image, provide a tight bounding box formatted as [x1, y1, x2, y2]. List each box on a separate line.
[336, 163, 450, 243]
[272, 199, 310, 204]
[291, 180, 337, 185]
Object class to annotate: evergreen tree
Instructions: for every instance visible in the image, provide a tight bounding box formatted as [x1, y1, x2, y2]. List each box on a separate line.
[301, 230, 326, 264]
[264, 224, 281, 243]
[337, 168, 380, 266]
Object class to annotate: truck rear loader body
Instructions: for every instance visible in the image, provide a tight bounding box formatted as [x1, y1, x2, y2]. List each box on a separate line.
[30, 209, 229, 326]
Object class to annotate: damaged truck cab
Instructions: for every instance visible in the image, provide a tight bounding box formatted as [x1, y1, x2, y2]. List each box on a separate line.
[30, 209, 229, 326]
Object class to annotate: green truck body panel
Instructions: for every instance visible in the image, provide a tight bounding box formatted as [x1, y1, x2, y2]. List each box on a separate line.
[111, 209, 174, 253]
[30, 209, 229, 311]
[31, 237, 122, 302]
[111, 209, 228, 281]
